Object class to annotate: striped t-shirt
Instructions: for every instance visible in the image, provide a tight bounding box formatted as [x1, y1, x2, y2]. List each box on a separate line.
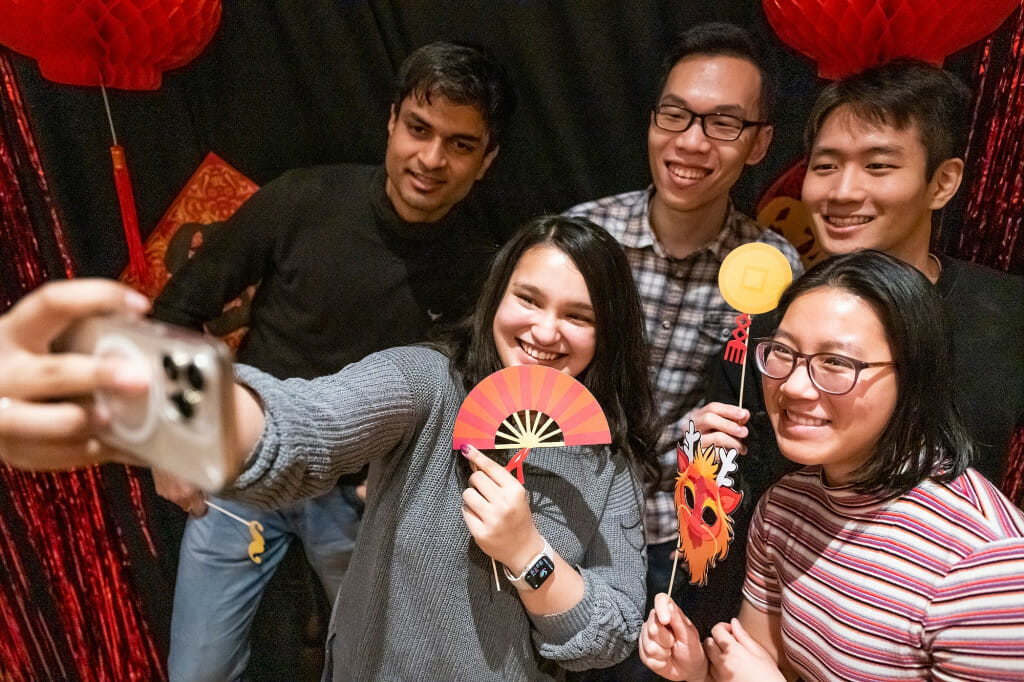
[745, 466, 1024, 681]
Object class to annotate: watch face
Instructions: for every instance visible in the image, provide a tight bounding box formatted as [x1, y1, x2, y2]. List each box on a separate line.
[524, 555, 555, 589]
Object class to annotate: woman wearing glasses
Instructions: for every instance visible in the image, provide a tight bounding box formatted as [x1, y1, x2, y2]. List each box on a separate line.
[639, 250, 1024, 681]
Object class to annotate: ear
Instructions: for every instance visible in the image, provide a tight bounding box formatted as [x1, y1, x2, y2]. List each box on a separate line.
[476, 145, 499, 181]
[386, 104, 398, 138]
[676, 443, 692, 471]
[928, 157, 963, 210]
[718, 486, 742, 515]
[745, 123, 773, 166]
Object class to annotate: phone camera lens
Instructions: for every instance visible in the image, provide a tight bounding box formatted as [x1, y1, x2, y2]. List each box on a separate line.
[186, 363, 205, 391]
[163, 354, 178, 380]
[171, 391, 195, 420]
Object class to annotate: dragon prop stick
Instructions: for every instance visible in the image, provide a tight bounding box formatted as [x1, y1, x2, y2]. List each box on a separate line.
[667, 422, 743, 596]
[667, 244, 793, 594]
[453, 364, 611, 590]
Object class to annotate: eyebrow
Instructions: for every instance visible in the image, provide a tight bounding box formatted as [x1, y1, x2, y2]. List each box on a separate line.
[771, 330, 866, 356]
[658, 94, 748, 118]
[810, 144, 906, 158]
[514, 282, 594, 313]
[404, 110, 484, 144]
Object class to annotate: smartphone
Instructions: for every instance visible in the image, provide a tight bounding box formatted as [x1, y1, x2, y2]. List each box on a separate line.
[52, 314, 238, 491]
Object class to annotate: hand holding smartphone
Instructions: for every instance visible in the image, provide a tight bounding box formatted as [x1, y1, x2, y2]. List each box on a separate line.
[52, 314, 239, 491]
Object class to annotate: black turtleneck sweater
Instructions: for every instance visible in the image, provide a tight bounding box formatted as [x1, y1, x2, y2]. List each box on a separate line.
[152, 163, 500, 381]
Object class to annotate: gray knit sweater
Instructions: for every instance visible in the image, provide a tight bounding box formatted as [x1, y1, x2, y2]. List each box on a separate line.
[230, 346, 646, 680]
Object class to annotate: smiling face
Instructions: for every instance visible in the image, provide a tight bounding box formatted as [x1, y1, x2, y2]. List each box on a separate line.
[384, 94, 497, 223]
[648, 55, 772, 228]
[802, 107, 955, 268]
[762, 287, 899, 486]
[492, 245, 596, 378]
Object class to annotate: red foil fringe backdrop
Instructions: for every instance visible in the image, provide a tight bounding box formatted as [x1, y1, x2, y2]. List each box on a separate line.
[960, 5, 1024, 505]
[0, 53, 164, 680]
[0, 52, 71, 310]
[0, 1, 224, 288]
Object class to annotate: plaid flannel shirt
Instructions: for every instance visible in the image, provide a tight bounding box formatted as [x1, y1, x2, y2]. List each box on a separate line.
[566, 188, 803, 544]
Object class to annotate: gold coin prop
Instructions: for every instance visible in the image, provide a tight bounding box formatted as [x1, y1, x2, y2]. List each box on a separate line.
[718, 242, 793, 314]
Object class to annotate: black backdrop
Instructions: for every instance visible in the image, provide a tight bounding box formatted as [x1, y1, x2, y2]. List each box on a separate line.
[7, 0, 827, 280]
[0, 2, 992, 677]
[8, 1, 984, 279]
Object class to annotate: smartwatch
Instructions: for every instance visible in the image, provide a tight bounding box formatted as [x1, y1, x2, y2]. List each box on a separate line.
[503, 538, 556, 590]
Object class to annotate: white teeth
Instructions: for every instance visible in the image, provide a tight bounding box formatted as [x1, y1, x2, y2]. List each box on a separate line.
[669, 165, 708, 181]
[521, 342, 559, 361]
[786, 411, 828, 427]
[826, 215, 872, 227]
[411, 171, 442, 186]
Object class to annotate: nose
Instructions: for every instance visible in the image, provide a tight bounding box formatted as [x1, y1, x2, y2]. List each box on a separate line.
[673, 119, 712, 154]
[530, 312, 560, 346]
[828, 166, 864, 203]
[418, 137, 446, 169]
[779, 358, 820, 399]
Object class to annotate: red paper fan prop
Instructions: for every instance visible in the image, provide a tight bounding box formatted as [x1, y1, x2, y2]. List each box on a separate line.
[453, 364, 611, 483]
[453, 364, 611, 590]
[0, 0, 223, 286]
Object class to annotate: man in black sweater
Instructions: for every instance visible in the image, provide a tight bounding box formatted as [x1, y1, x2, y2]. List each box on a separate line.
[151, 41, 518, 682]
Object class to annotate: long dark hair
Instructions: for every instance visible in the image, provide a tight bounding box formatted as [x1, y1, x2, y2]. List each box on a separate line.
[775, 251, 972, 497]
[441, 215, 661, 481]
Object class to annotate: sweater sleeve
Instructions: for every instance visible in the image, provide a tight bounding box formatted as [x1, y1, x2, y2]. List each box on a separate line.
[528, 454, 647, 670]
[151, 173, 293, 329]
[224, 347, 430, 509]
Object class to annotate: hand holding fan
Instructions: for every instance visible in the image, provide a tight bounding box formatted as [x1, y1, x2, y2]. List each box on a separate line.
[452, 364, 611, 588]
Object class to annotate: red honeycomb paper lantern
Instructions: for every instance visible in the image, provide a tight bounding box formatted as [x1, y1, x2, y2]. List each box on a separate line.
[0, 0, 221, 90]
[763, 0, 1021, 79]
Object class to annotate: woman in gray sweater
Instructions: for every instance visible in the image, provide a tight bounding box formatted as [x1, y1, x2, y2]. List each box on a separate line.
[0, 215, 661, 680]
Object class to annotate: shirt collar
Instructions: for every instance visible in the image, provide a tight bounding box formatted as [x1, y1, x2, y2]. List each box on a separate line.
[631, 187, 751, 262]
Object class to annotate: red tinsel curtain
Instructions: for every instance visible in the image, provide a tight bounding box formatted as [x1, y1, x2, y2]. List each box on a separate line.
[0, 51, 164, 681]
[958, 6, 1024, 505]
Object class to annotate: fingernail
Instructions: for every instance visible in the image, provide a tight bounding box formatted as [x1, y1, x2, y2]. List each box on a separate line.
[460, 444, 471, 456]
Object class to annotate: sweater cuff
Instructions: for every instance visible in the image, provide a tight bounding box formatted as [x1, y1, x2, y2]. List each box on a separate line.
[528, 570, 596, 645]
[227, 364, 277, 493]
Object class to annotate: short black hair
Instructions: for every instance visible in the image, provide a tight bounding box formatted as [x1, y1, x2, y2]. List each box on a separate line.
[804, 59, 970, 178]
[393, 41, 517, 151]
[655, 22, 774, 120]
[774, 250, 972, 498]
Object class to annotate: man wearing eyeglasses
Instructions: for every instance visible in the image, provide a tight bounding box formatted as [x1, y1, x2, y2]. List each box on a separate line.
[563, 23, 801, 679]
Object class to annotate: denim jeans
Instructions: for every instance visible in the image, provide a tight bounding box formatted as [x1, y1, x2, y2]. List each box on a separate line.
[167, 486, 361, 682]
